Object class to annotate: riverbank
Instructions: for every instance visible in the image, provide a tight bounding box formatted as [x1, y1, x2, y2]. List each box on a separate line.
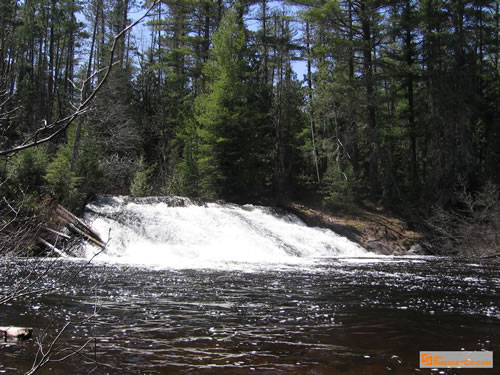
[286, 202, 426, 256]
[4, 194, 496, 259]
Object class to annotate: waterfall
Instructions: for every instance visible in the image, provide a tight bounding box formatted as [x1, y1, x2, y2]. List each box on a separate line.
[83, 196, 368, 268]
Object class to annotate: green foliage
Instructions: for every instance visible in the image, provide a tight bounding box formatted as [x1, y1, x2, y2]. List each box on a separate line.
[2, 148, 49, 216]
[82, 65, 141, 195]
[2, 0, 500, 222]
[45, 147, 83, 210]
[77, 133, 105, 197]
[7, 146, 49, 191]
[194, 10, 271, 201]
[321, 162, 358, 206]
[45, 124, 102, 210]
[130, 155, 154, 197]
[176, 119, 200, 197]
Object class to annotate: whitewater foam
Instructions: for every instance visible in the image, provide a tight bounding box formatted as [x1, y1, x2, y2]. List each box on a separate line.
[83, 196, 369, 269]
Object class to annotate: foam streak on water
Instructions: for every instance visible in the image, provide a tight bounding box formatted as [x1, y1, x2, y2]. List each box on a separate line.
[83, 196, 368, 268]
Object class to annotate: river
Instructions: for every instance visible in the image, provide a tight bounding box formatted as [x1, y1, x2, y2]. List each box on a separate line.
[0, 198, 498, 374]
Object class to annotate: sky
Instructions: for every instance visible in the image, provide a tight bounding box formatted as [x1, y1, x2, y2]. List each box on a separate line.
[78, 1, 308, 82]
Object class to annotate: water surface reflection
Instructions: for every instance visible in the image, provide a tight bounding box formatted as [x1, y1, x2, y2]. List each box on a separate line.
[0, 257, 498, 374]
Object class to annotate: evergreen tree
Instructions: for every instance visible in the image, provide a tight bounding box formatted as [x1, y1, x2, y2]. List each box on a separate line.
[1, 0, 499, 216]
[195, 9, 271, 201]
[45, 124, 102, 211]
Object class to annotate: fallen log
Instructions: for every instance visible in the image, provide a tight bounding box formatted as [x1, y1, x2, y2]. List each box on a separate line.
[480, 252, 500, 259]
[50, 204, 105, 249]
[38, 237, 68, 257]
[0, 326, 33, 341]
[55, 205, 103, 243]
[38, 202, 106, 253]
[42, 226, 71, 240]
[67, 223, 106, 249]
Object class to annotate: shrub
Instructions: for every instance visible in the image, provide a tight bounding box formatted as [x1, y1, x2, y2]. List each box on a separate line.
[321, 162, 358, 207]
[130, 155, 154, 197]
[427, 179, 499, 257]
[45, 143, 84, 210]
[7, 146, 49, 192]
[45, 124, 102, 211]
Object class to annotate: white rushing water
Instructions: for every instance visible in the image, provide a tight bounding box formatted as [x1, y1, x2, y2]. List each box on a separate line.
[83, 196, 369, 269]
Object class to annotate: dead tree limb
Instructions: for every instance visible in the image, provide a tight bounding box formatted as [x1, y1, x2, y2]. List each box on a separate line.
[0, 238, 108, 305]
[38, 237, 68, 257]
[0, 326, 33, 341]
[0, 0, 160, 157]
[24, 268, 110, 375]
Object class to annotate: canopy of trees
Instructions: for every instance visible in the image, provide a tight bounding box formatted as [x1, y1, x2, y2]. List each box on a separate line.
[1, 0, 499, 218]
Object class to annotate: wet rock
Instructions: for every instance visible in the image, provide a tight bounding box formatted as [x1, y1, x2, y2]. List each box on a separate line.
[364, 240, 393, 255]
[285, 205, 362, 244]
[364, 241, 413, 255]
[407, 244, 426, 255]
[286, 203, 425, 256]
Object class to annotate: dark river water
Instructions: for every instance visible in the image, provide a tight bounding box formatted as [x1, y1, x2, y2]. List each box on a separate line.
[0, 256, 498, 374]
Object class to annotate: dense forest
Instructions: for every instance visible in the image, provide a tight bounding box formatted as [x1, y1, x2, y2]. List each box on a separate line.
[1, 0, 499, 255]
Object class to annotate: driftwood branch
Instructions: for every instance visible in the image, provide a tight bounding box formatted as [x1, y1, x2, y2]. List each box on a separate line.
[38, 237, 67, 257]
[0, 326, 33, 341]
[42, 227, 71, 240]
[25, 321, 73, 375]
[0, 190, 43, 255]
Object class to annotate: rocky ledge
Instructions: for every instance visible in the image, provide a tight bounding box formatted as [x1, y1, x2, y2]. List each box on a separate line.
[287, 203, 427, 256]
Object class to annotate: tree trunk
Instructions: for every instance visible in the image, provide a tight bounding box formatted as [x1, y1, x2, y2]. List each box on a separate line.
[404, 0, 417, 191]
[71, 5, 99, 172]
[360, 0, 379, 199]
[306, 21, 321, 183]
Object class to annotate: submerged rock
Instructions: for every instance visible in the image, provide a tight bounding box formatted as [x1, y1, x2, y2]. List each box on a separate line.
[407, 244, 426, 255]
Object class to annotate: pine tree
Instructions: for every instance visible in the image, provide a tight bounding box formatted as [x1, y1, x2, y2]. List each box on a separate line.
[195, 9, 271, 201]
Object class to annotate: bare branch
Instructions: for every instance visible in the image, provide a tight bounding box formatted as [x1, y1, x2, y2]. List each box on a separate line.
[23, 260, 110, 375]
[0, 240, 108, 305]
[0, 0, 160, 157]
[426, 180, 500, 257]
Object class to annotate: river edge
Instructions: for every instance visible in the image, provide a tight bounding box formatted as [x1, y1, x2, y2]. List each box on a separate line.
[285, 202, 427, 256]
[10, 195, 439, 258]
